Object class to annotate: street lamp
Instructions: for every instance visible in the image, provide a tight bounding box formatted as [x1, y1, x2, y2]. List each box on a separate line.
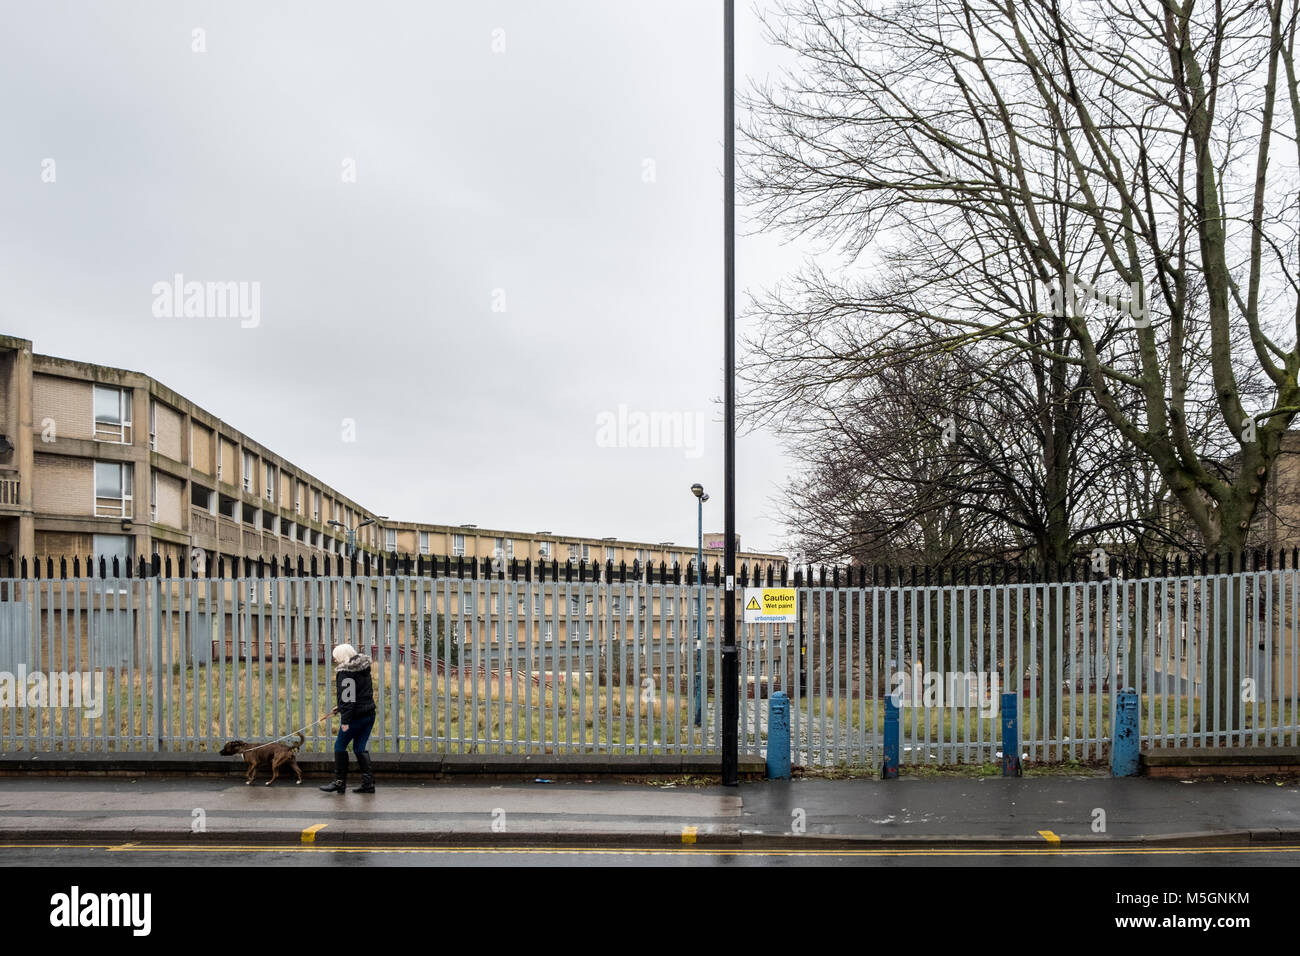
[721, 0, 739, 787]
[328, 516, 376, 558]
[691, 483, 709, 727]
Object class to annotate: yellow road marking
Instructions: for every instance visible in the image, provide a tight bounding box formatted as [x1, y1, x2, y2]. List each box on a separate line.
[301, 824, 328, 843]
[4, 842, 1300, 858]
[1038, 830, 1060, 845]
[681, 826, 698, 844]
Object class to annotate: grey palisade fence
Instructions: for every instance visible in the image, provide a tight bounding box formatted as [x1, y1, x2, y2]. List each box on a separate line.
[0, 550, 1295, 767]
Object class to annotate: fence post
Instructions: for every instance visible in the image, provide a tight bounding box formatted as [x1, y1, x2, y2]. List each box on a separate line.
[882, 693, 899, 778]
[151, 568, 163, 752]
[766, 691, 791, 779]
[1111, 688, 1140, 776]
[1001, 692, 1021, 776]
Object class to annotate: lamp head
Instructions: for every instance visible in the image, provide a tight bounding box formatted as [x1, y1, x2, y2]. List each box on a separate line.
[690, 483, 704, 498]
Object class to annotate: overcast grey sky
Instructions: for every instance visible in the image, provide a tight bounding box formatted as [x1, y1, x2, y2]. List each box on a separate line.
[0, 0, 810, 556]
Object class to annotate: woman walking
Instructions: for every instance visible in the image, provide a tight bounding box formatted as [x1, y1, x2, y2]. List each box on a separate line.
[320, 643, 377, 794]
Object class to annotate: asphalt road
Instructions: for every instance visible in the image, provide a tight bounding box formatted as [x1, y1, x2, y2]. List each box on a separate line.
[3, 840, 1298, 866]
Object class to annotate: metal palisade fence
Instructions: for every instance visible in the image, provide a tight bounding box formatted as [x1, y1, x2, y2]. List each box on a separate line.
[0, 552, 1296, 767]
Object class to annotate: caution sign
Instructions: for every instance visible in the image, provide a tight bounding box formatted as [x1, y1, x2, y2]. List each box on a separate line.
[743, 587, 798, 623]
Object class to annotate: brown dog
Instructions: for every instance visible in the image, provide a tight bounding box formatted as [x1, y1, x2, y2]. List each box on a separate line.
[219, 733, 305, 786]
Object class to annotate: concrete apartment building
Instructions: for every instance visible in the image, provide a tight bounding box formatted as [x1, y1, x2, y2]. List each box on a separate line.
[0, 334, 785, 581]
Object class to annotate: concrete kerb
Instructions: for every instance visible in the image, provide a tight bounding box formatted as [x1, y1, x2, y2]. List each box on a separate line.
[0, 752, 768, 780]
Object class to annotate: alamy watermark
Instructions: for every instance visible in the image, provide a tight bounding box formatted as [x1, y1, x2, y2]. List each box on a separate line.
[595, 404, 705, 459]
[1045, 273, 1150, 327]
[50, 886, 151, 936]
[888, 669, 1001, 718]
[0, 668, 104, 718]
[152, 274, 261, 328]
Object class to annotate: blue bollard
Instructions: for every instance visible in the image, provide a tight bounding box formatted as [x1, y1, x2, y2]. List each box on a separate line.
[882, 693, 900, 779]
[1112, 688, 1140, 777]
[766, 691, 791, 779]
[1001, 692, 1021, 777]
[693, 643, 702, 727]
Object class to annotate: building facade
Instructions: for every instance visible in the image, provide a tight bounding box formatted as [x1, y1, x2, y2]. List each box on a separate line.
[0, 335, 785, 580]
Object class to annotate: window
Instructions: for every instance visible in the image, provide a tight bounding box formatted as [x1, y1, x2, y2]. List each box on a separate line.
[216, 439, 224, 481]
[92, 534, 131, 567]
[419, 532, 431, 555]
[294, 481, 303, 514]
[463, 592, 474, 614]
[538, 541, 551, 558]
[190, 483, 212, 512]
[150, 471, 158, 522]
[606, 547, 615, 562]
[505, 538, 514, 559]
[494, 537, 505, 560]
[242, 451, 253, 493]
[568, 544, 580, 562]
[453, 534, 466, 557]
[582, 544, 591, 561]
[264, 464, 275, 502]
[385, 528, 396, 551]
[312, 490, 321, 522]
[94, 462, 133, 517]
[93, 386, 133, 443]
[543, 621, 553, 643]
[148, 401, 157, 451]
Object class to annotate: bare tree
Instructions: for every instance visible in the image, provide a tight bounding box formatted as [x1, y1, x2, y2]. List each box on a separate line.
[744, 0, 1300, 732]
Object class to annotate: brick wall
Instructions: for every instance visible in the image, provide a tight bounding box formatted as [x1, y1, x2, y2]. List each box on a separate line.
[191, 422, 212, 474]
[33, 453, 91, 515]
[154, 400, 182, 461]
[219, 437, 235, 485]
[155, 471, 183, 527]
[33, 374, 92, 441]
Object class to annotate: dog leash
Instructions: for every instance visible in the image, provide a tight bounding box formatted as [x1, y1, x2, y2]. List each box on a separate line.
[235, 713, 335, 753]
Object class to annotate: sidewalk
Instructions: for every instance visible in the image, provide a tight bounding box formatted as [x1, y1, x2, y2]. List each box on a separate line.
[0, 773, 1296, 848]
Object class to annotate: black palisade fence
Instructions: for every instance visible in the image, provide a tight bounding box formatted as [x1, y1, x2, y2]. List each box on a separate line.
[0, 552, 789, 585]
[5, 548, 1299, 584]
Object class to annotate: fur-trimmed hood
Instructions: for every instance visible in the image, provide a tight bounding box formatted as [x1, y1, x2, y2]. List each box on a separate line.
[336, 653, 372, 673]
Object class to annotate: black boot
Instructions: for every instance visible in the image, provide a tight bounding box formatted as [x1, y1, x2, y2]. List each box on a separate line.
[319, 751, 348, 793]
[352, 751, 375, 793]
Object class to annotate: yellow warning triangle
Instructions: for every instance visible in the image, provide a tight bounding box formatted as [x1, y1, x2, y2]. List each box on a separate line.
[745, 596, 761, 611]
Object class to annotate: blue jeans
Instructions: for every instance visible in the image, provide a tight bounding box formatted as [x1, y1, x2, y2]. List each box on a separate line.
[334, 712, 375, 754]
